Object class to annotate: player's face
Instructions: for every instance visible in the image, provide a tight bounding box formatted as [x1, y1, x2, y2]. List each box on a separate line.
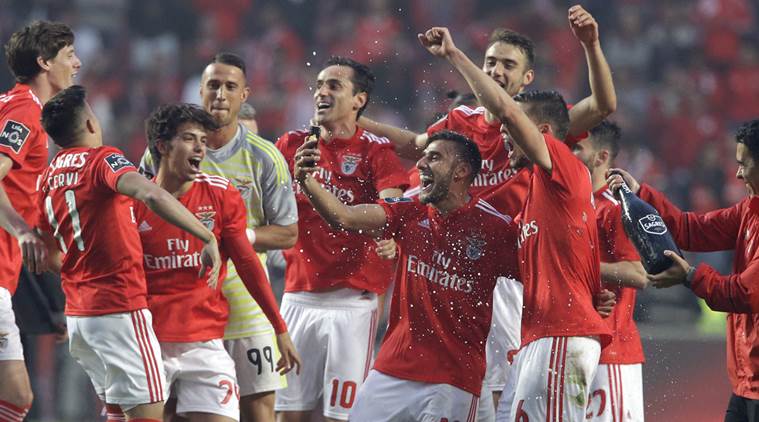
[416, 141, 457, 205]
[572, 139, 597, 170]
[501, 125, 529, 170]
[314, 65, 365, 125]
[163, 122, 207, 182]
[482, 42, 534, 97]
[200, 63, 249, 128]
[736, 143, 759, 196]
[46, 44, 81, 93]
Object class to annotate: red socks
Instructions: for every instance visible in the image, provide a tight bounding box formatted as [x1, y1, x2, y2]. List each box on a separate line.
[104, 403, 126, 422]
[0, 400, 31, 422]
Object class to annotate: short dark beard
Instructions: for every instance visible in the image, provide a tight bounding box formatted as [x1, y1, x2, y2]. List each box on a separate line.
[419, 169, 453, 205]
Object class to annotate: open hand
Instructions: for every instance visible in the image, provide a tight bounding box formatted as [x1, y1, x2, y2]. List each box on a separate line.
[648, 250, 691, 288]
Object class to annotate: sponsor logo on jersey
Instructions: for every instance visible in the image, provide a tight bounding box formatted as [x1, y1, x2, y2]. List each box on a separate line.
[517, 220, 539, 248]
[104, 153, 134, 173]
[465, 235, 486, 260]
[0, 119, 30, 154]
[340, 154, 362, 175]
[638, 214, 667, 235]
[383, 197, 412, 204]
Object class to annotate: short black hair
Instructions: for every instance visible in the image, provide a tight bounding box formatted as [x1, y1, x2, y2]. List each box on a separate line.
[239, 103, 256, 120]
[487, 28, 535, 70]
[324, 56, 375, 118]
[589, 120, 621, 160]
[145, 103, 219, 169]
[5, 21, 75, 83]
[447, 90, 478, 110]
[427, 129, 482, 182]
[736, 120, 759, 160]
[514, 90, 570, 140]
[210, 52, 246, 76]
[41, 84, 87, 148]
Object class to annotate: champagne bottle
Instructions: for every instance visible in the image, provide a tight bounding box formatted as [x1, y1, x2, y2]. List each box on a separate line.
[615, 181, 683, 274]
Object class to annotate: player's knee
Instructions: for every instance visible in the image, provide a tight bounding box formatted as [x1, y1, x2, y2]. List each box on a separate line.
[2, 386, 33, 409]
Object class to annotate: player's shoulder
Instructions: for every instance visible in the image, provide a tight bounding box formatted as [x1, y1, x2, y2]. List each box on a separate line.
[243, 129, 288, 164]
[358, 128, 392, 146]
[450, 104, 486, 118]
[473, 198, 513, 225]
[429, 105, 487, 133]
[275, 129, 307, 150]
[194, 172, 232, 191]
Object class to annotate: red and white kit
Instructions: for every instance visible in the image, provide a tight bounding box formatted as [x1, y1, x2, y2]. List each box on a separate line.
[586, 186, 645, 422]
[510, 134, 611, 422]
[349, 197, 518, 421]
[275, 128, 408, 420]
[37, 146, 165, 407]
[135, 173, 287, 419]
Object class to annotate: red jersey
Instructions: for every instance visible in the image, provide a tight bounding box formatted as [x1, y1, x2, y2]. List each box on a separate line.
[638, 184, 759, 399]
[373, 197, 519, 396]
[37, 146, 146, 316]
[0, 84, 49, 293]
[426, 105, 516, 198]
[135, 174, 286, 342]
[594, 185, 645, 365]
[276, 128, 409, 293]
[517, 134, 611, 347]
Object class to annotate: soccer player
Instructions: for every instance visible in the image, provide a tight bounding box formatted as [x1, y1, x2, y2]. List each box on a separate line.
[606, 120, 759, 422]
[572, 121, 647, 421]
[293, 129, 517, 421]
[274, 56, 408, 422]
[418, 26, 612, 421]
[0, 21, 80, 421]
[135, 103, 300, 422]
[37, 85, 222, 422]
[140, 52, 298, 422]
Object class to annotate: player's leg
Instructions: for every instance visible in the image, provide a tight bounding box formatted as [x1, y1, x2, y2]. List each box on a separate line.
[494, 361, 517, 422]
[273, 293, 327, 422]
[586, 363, 612, 421]
[725, 394, 749, 422]
[239, 392, 274, 422]
[321, 290, 378, 421]
[417, 382, 479, 422]
[619, 364, 644, 422]
[349, 370, 416, 421]
[477, 385, 495, 422]
[225, 333, 284, 422]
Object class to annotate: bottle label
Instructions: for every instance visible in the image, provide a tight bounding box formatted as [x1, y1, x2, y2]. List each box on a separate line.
[638, 214, 668, 235]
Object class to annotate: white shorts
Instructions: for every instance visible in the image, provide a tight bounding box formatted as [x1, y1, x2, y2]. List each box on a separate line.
[67, 309, 167, 407]
[350, 370, 479, 422]
[510, 336, 600, 422]
[163, 339, 239, 420]
[494, 358, 518, 421]
[224, 332, 286, 396]
[478, 384, 495, 422]
[485, 277, 522, 391]
[586, 363, 644, 422]
[274, 289, 378, 421]
[0, 288, 23, 361]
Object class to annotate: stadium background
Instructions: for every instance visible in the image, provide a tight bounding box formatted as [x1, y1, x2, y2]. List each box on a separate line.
[1, 0, 755, 420]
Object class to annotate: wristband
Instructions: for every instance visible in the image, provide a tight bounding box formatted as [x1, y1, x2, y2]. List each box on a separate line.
[684, 265, 696, 289]
[246, 228, 256, 245]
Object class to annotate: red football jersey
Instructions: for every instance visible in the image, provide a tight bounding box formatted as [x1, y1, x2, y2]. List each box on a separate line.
[38, 146, 146, 316]
[276, 128, 409, 293]
[594, 186, 645, 364]
[0, 84, 49, 293]
[426, 105, 517, 199]
[373, 197, 519, 396]
[517, 134, 611, 347]
[135, 174, 286, 342]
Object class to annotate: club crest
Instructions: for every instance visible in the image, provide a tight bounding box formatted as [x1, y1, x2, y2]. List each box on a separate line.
[340, 154, 362, 175]
[233, 177, 254, 200]
[195, 207, 216, 231]
[465, 235, 487, 260]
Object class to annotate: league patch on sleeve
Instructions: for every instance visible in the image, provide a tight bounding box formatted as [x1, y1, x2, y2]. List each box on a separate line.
[383, 197, 412, 204]
[0, 120, 30, 154]
[104, 153, 135, 173]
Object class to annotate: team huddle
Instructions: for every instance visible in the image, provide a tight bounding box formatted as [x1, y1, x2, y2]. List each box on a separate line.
[1, 4, 758, 422]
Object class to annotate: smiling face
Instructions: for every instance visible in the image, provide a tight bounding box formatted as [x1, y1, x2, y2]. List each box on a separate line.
[46, 44, 81, 93]
[159, 122, 208, 183]
[200, 63, 249, 128]
[313, 65, 366, 125]
[482, 41, 534, 97]
[736, 143, 759, 196]
[416, 140, 461, 205]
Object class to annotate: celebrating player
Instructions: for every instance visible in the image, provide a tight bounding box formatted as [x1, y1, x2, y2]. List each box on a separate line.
[134, 103, 300, 422]
[274, 56, 408, 422]
[0, 21, 80, 421]
[37, 85, 221, 422]
[140, 52, 298, 422]
[573, 121, 647, 421]
[606, 120, 759, 422]
[294, 129, 517, 421]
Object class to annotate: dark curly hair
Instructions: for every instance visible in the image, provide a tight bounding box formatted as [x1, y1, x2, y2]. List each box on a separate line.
[5, 21, 75, 83]
[427, 129, 482, 182]
[514, 90, 570, 140]
[486, 28, 535, 70]
[324, 56, 375, 118]
[145, 103, 219, 169]
[736, 120, 759, 160]
[41, 85, 87, 148]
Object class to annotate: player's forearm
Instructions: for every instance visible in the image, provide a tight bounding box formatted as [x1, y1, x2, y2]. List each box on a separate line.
[0, 185, 32, 237]
[691, 264, 759, 314]
[251, 223, 298, 251]
[568, 41, 616, 137]
[601, 261, 647, 289]
[358, 116, 425, 160]
[144, 188, 214, 244]
[301, 177, 385, 233]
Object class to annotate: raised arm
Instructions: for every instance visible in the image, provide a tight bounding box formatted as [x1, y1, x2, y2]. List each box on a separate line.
[358, 116, 427, 160]
[418, 27, 552, 171]
[566, 5, 617, 137]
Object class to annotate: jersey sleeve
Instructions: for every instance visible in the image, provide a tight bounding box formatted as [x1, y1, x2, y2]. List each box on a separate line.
[260, 139, 298, 226]
[540, 134, 588, 197]
[426, 111, 451, 135]
[599, 205, 640, 262]
[94, 148, 138, 191]
[138, 148, 157, 178]
[369, 143, 410, 193]
[0, 102, 43, 169]
[221, 183, 247, 237]
[379, 197, 417, 239]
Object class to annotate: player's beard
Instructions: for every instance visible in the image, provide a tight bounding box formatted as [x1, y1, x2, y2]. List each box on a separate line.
[420, 168, 454, 205]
